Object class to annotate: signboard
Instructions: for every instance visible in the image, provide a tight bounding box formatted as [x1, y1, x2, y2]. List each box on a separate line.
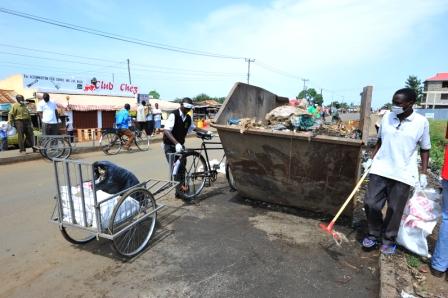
[424, 113, 435, 119]
[23, 74, 139, 96]
[137, 93, 149, 103]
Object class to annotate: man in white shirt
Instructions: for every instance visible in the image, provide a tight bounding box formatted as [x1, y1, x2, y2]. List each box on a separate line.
[37, 93, 59, 135]
[362, 88, 431, 255]
[136, 100, 149, 134]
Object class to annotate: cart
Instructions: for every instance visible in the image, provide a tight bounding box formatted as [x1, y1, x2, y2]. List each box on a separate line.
[50, 158, 177, 257]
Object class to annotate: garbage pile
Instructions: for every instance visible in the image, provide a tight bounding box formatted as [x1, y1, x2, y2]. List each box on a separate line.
[226, 102, 362, 139]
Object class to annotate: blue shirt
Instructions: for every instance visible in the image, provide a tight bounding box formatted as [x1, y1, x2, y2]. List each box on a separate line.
[115, 109, 130, 129]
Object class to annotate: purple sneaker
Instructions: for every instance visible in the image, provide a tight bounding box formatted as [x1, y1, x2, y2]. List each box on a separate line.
[380, 244, 397, 255]
[362, 236, 378, 251]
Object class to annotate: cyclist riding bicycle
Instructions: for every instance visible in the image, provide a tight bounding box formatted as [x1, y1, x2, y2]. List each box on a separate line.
[163, 97, 210, 160]
[115, 103, 135, 151]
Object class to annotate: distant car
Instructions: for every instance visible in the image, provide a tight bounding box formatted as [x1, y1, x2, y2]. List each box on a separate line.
[7, 129, 42, 149]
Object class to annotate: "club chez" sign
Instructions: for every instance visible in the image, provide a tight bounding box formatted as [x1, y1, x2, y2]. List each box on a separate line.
[23, 74, 139, 96]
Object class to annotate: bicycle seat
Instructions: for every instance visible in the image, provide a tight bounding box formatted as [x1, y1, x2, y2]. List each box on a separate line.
[196, 131, 212, 140]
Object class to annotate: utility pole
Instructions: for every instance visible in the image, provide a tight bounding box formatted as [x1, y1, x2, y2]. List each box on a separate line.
[301, 78, 309, 98]
[127, 58, 132, 84]
[245, 58, 255, 84]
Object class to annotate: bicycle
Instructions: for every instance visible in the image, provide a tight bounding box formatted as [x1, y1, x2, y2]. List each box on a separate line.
[170, 131, 237, 201]
[100, 127, 149, 155]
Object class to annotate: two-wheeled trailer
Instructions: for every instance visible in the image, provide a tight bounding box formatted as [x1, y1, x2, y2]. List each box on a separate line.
[50, 158, 177, 258]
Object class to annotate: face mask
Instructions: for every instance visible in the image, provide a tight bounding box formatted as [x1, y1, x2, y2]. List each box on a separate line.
[391, 105, 404, 115]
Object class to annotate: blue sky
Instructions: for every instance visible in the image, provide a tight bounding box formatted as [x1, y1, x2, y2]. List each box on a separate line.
[1, 0, 447, 107]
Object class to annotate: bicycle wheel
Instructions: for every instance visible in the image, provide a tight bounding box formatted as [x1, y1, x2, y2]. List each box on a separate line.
[175, 151, 207, 201]
[39, 137, 50, 159]
[101, 132, 121, 155]
[135, 130, 149, 151]
[109, 188, 157, 258]
[43, 138, 66, 160]
[58, 138, 72, 159]
[60, 226, 96, 245]
[226, 161, 237, 191]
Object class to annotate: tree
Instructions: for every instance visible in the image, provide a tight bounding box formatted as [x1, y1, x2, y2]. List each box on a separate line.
[148, 90, 160, 99]
[193, 93, 210, 102]
[405, 75, 423, 105]
[297, 88, 323, 106]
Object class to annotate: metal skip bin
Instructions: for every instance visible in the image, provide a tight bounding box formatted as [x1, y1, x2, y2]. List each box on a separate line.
[211, 82, 372, 216]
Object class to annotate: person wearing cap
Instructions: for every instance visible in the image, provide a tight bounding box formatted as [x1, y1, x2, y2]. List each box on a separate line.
[163, 97, 210, 160]
[115, 103, 134, 151]
[8, 94, 36, 154]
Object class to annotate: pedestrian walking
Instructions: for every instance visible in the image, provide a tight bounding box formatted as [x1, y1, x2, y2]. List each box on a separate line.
[362, 88, 431, 255]
[37, 92, 59, 135]
[146, 103, 155, 136]
[153, 103, 162, 134]
[66, 116, 74, 143]
[8, 94, 36, 153]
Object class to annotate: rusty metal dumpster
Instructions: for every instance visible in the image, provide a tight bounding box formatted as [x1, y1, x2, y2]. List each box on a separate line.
[212, 82, 371, 216]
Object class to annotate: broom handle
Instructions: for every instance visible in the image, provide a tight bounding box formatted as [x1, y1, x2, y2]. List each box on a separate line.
[329, 169, 370, 225]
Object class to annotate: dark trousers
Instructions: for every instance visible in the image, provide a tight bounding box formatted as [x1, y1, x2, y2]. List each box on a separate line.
[147, 120, 155, 135]
[364, 174, 411, 245]
[42, 123, 59, 135]
[136, 121, 149, 135]
[15, 120, 34, 152]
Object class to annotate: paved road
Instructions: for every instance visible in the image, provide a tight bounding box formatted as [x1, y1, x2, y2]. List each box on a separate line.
[0, 137, 378, 297]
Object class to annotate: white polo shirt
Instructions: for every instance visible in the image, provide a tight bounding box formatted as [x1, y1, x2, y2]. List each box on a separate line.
[37, 100, 58, 124]
[370, 111, 431, 186]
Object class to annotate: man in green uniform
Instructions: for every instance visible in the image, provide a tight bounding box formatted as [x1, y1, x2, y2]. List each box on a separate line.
[8, 95, 36, 153]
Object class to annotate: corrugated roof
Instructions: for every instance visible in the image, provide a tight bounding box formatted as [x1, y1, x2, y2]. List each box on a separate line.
[0, 89, 17, 104]
[425, 72, 448, 81]
[36, 92, 180, 112]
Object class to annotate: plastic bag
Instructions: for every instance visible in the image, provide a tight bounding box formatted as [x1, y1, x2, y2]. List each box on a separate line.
[396, 188, 442, 256]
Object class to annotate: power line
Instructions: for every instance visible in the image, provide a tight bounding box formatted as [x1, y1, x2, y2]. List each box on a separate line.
[0, 7, 245, 60]
[0, 43, 118, 63]
[0, 44, 245, 76]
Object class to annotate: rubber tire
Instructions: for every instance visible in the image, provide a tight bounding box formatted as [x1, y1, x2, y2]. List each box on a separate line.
[226, 161, 237, 191]
[135, 130, 149, 151]
[43, 138, 66, 161]
[101, 132, 121, 155]
[60, 226, 96, 245]
[58, 138, 72, 159]
[109, 188, 157, 258]
[174, 151, 207, 201]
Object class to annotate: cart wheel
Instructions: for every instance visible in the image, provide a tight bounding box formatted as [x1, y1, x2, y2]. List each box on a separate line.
[58, 138, 72, 159]
[109, 187, 157, 257]
[43, 138, 66, 160]
[135, 130, 150, 151]
[60, 226, 96, 245]
[225, 161, 237, 191]
[100, 132, 121, 155]
[175, 151, 207, 201]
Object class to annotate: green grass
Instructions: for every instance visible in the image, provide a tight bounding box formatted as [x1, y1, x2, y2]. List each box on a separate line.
[405, 254, 422, 268]
[429, 120, 447, 171]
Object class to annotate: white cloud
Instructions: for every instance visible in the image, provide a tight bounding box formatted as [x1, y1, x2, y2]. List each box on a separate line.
[159, 0, 448, 104]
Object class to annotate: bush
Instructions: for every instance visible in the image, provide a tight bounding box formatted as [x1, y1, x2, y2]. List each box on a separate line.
[429, 120, 447, 172]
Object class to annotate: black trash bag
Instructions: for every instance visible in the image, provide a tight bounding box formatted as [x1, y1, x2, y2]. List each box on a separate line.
[93, 161, 139, 195]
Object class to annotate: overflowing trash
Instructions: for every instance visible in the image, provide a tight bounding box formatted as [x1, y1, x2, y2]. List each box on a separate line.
[226, 102, 362, 139]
